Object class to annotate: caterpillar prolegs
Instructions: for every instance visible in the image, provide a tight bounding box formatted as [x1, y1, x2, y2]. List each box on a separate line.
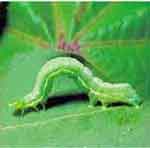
[9, 57, 141, 113]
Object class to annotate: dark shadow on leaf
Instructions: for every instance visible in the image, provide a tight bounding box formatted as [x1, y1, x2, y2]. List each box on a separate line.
[13, 93, 88, 117]
[107, 102, 132, 107]
[44, 93, 88, 109]
[94, 101, 133, 108]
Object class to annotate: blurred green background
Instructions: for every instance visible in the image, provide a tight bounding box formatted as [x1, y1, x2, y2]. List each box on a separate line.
[0, 2, 150, 147]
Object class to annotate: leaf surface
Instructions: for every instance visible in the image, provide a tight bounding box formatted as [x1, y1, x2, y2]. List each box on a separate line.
[0, 2, 150, 147]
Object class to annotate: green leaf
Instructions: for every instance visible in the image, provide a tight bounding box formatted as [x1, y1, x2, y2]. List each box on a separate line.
[0, 2, 150, 147]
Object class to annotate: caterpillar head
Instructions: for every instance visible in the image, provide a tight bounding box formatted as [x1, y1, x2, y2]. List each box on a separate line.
[118, 83, 141, 106]
[127, 89, 142, 107]
[9, 100, 27, 111]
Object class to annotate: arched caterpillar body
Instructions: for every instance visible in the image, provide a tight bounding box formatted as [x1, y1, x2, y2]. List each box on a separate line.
[10, 57, 141, 112]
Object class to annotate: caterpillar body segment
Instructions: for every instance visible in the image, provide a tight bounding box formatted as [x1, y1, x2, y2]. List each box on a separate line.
[88, 82, 140, 108]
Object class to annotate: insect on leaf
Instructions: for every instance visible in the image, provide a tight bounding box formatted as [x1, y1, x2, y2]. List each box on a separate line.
[0, 2, 150, 147]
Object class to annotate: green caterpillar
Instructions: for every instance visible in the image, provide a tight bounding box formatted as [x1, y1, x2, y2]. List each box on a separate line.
[10, 57, 141, 112]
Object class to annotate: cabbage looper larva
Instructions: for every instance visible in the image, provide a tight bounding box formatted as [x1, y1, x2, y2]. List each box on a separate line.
[9, 57, 141, 113]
